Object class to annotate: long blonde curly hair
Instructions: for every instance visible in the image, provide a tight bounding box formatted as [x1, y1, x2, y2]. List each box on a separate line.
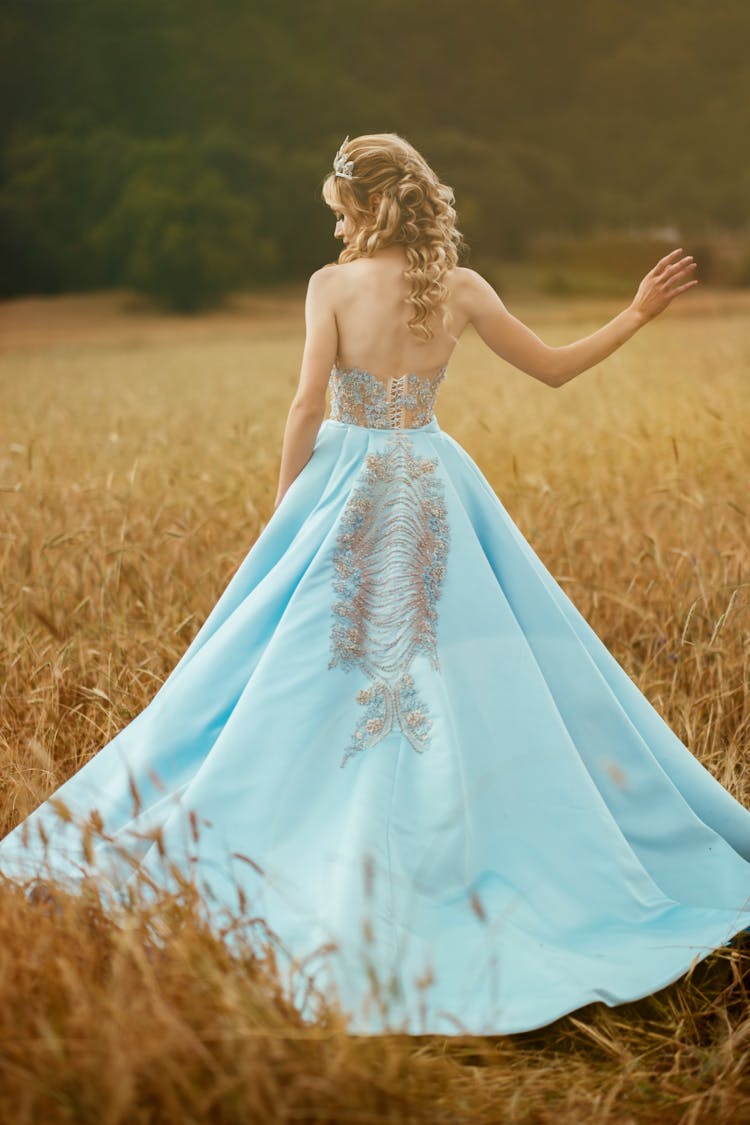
[321, 133, 466, 342]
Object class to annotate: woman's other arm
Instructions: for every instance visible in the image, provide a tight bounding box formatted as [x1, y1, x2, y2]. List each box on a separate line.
[457, 248, 698, 388]
[273, 267, 338, 509]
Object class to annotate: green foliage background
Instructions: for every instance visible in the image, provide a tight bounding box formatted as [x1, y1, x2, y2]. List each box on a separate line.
[1, 0, 748, 307]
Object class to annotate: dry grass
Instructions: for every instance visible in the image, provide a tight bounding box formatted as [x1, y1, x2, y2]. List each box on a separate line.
[0, 287, 749, 1123]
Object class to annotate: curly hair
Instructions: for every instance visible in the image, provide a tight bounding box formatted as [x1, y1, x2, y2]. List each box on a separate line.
[321, 133, 467, 342]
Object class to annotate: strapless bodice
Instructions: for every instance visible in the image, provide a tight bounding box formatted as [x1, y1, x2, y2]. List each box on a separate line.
[328, 362, 447, 429]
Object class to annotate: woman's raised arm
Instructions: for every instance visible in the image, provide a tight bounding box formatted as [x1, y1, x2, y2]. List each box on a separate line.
[457, 248, 698, 388]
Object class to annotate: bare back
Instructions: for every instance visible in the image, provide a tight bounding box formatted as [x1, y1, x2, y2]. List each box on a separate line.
[328, 248, 470, 380]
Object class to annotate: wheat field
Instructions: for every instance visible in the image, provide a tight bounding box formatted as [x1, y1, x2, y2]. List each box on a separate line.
[0, 287, 749, 1123]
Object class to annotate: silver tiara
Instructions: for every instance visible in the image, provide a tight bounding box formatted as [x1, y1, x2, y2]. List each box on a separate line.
[333, 135, 355, 179]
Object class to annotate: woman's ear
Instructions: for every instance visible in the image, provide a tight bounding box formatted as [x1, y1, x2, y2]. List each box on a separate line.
[369, 192, 383, 215]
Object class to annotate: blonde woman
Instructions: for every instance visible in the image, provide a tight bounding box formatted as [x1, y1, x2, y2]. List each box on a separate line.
[2, 132, 749, 1037]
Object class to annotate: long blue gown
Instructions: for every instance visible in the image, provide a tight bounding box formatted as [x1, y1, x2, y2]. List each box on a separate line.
[1, 359, 749, 1035]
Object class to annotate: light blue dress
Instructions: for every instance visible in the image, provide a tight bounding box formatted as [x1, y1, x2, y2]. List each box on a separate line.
[2, 360, 750, 1035]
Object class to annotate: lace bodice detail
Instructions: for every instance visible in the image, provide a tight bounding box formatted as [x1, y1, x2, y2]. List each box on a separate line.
[329, 362, 447, 429]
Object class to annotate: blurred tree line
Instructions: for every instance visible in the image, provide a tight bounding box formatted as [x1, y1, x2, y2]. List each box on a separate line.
[1, 0, 748, 309]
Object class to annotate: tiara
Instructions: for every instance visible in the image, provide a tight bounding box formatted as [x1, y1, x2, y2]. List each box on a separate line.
[333, 135, 355, 179]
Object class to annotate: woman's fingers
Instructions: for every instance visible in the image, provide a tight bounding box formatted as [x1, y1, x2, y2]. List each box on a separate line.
[666, 262, 698, 288]
[653, 247, 685, 275]
[660, 256, 695, 281]
[665, 256, 695, 274]
[670, 277, 699, 295]
[630, 248, 699, 321]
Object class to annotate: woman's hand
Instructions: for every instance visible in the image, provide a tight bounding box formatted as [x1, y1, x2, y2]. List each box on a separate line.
[629, 248, 698, 325]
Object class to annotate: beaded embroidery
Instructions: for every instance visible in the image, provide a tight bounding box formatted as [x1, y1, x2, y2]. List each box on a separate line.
[329, 363, 447, 429]
[328, 433, 450, 768]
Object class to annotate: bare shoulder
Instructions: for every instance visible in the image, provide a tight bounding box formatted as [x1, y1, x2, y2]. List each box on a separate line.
[449, 265, 496, 297]
[449, 265, 478, 284]
[448, 266, 506, 318]
[308, 262, 339, 285]
[305, 263, 342, 306]
[308, 261, 494, 313]
[309, 261, 365, 314]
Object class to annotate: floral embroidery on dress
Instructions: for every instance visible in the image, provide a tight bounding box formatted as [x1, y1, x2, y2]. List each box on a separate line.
[328, 433, 451, 767]
[329, 364, 447, 429]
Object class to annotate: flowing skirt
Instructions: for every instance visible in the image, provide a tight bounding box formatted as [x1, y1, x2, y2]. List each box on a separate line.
[2, 415, 749, 1034]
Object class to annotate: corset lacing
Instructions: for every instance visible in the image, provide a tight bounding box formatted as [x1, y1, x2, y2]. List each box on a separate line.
[328, 363, 447, 429]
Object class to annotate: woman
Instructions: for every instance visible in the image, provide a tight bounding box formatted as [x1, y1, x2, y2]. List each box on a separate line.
[2, 132, 749, 1036]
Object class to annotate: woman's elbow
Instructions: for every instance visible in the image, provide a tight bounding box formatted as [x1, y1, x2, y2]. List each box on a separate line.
[290, 394, 326, 420]
[542, 348, 575, 389]
[527, 350, 563, 389]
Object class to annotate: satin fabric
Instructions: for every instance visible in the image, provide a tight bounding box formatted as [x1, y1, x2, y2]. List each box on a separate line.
[2, 414, 749, 1035]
